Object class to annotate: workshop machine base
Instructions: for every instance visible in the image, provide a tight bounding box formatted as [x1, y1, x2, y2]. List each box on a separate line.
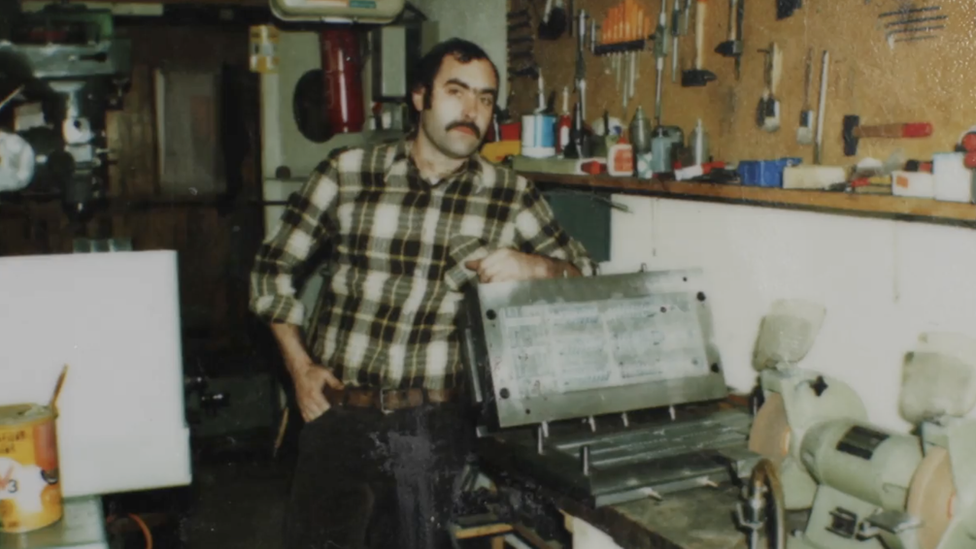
[478, 407, 758, 508]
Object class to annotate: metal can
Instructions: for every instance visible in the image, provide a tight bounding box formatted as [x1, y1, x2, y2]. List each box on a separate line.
[0, 404, 62, 533]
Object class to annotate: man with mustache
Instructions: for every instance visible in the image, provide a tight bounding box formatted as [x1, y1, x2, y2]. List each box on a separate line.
[250, 37, 595, 549]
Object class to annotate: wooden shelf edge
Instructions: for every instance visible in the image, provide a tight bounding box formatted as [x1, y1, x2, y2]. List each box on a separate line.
[521, 172, 976, 227]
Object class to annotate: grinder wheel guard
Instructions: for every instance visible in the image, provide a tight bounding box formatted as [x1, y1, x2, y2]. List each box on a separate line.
[747, 393, 791, 465]
[907, 446, 956, 549]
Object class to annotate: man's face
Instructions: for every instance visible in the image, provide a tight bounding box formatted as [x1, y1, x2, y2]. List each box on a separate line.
[412, 55, 497, 159]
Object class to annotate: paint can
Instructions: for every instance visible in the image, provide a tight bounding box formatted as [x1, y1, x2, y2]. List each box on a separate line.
[0, 404, 62, 533]
[520, 114, 557, 159]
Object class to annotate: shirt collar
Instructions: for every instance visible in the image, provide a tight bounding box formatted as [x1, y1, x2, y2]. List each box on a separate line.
[384, 137, 485, 187]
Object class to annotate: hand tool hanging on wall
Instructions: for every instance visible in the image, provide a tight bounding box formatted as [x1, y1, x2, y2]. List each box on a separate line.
[842, 117, 933, 156]
[670, 0, 688, 82]
[575, 9, 588, 121]
[715, 0, 743, 80]
[653, 0, 671, 77]
[681, 0, 716, 87]
[776, 0, 801, 20]
[879, 1, 946, 45]
[595, 0, 648, 108]
[643, 0, 667, 111]
[813, 50, 828, 163]
[563, 100, 592, 158]
[624, 12, 639, 110]
[885, 22, 947, 48]
[755, 42, 781, 132]
[507, 13, 540, 81]
[796, 48, 814, 145]
[538, 0, 568, 40]
[878, 5, 941, 18]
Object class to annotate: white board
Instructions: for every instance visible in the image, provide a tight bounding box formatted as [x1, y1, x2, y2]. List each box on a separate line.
[0, 251, 192, 497]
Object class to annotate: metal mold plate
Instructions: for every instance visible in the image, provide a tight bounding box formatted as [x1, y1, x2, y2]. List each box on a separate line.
[468, 269, 728, 429]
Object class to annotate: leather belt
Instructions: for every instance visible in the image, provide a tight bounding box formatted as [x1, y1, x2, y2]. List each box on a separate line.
[323, 386, 460, 412]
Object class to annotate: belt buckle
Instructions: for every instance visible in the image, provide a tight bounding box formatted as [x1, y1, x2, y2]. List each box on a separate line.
[379, 389, 392, 413]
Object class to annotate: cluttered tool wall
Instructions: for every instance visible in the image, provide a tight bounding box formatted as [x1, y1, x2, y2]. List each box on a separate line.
[508, 0, 976, 166]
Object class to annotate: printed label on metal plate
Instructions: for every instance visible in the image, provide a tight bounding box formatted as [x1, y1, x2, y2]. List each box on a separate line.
[497, 293, 709, 400]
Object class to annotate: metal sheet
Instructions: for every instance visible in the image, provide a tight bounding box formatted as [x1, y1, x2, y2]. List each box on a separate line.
[0, 497, 108, 549]
[468, 269, 727, 429]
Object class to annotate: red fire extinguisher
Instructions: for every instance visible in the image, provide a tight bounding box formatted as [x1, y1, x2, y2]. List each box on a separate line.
[319, 26, 365, 135]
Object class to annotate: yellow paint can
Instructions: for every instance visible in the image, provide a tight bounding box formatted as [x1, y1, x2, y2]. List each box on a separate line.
[0, 404, 62, 533]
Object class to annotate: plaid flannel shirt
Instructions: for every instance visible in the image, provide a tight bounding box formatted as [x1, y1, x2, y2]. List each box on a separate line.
[250, 139, 596, 390]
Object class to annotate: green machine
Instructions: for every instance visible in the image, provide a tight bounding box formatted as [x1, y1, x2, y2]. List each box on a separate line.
[741, 300, 976, 549]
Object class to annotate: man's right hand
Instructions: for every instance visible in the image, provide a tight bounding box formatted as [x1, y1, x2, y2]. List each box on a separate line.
[270, 323, 345, 423]
[291, 362, 345, 422]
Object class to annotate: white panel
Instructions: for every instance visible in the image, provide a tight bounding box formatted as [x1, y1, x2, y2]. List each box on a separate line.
[0, 252, 191, 497]
[893, 221, 976, 328]
[611, 199, 976, 434]
[411, 0, 507, 107]
[261, 31, 326, 179]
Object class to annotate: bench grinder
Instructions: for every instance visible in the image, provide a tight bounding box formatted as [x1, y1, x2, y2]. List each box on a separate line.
[744, 300, 976, 549]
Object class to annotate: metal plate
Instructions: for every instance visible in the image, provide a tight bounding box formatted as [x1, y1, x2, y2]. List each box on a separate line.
[0, 496, 108, 549]
[468, 269, 727, 429]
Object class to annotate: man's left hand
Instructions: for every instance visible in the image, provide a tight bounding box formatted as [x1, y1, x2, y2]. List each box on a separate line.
[465, 249, 568, 283]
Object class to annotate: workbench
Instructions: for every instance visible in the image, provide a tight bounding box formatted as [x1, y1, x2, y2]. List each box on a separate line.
[467, 396, 783, 549]
[473, 420, 763, 549]
[558, 485, 749, 549]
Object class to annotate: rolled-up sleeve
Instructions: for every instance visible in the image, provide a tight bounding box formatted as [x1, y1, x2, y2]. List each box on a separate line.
[250, 159, 341, 325]
[512, 177, 598, 276]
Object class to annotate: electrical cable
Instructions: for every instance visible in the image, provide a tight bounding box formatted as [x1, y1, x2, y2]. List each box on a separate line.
[107, 513, 153, 549]
[128, 513, 154, 549]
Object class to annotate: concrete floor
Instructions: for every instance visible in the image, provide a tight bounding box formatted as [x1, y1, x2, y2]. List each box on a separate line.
[105, 440, 294, 549]
[183, 457, 291, 549]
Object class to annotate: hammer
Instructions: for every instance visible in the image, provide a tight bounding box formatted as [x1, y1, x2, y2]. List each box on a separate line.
[842, 115, 932, 156]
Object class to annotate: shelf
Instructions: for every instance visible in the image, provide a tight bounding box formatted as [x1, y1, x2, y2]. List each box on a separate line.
[0, 193, 264, 218]
[521, 172, 976, 228]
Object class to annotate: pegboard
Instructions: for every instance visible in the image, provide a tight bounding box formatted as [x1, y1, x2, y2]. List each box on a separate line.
[507, 0, 976, 167]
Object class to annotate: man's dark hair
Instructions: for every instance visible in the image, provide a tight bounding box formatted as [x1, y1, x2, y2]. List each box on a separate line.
[408, 38, 499, 118]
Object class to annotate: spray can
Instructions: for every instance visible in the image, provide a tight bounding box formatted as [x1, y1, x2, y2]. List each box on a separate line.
[629, 106, 653, 178]
[689, 119, 710, 165]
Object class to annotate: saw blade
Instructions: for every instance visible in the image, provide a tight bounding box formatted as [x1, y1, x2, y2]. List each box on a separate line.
[907, 446, 955, 549]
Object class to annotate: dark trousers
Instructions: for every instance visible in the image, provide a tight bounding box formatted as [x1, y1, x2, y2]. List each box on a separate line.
[283, 403, 473, 549]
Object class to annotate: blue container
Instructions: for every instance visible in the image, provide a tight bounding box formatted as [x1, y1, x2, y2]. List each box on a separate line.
[738, 157, 802, 188]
